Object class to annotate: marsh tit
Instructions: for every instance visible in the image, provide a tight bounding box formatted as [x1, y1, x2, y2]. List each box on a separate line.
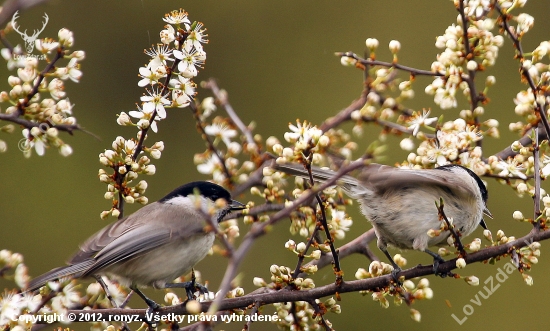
[273, 162, 492, 275]
[27, 181, 245, 308]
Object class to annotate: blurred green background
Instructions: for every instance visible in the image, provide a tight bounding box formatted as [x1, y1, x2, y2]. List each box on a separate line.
[1, 0, 550, 330]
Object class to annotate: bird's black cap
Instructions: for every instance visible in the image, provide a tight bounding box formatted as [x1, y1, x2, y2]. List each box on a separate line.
[160, 181, 233, 203]
[435, 164, 488, 203]
[160, 181, 246, 213]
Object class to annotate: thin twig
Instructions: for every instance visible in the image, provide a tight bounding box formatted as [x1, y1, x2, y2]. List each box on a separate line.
[202, 78, 258, 152]
[305, 162, 342, 280]
[456, 0, 484, 122]
[94, 276, 131, 331]
[532, 127, 541, 229]
[319, 93, 367, 132]
[336, 52, 443, 77]
[196, 204, 235, 258]
[291, 222, 322, 279]
[190, 101, 234, 186]
[309, 300, 332, 331]
[243, 301, 260, 331]
[436, 198, 465, 256]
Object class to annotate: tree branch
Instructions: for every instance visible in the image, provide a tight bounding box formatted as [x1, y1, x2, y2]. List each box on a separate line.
[65, 226, 550, 319]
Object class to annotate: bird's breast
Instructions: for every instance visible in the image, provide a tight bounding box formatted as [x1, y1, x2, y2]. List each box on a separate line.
[102, 232, 215, 287]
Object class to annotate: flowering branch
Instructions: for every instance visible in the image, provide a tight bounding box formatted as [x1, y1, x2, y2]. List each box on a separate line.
[0, 23, 83, 156]
[190, 101, 234, 186]
[337, 52, 442, 77]
[64, 226, 550, 318]
[495, 3, 550, 138]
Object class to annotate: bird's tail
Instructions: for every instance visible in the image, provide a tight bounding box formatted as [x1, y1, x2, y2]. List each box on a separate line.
[272, 163, 360, 192]
[26, 260, 94, 291]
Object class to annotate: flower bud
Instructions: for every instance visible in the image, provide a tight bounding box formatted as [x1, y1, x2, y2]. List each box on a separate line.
[456, 258, 466, 269]
[464, 276, 479, 286]
[389, 40, 401, 53]
[513, 210, 524, 221]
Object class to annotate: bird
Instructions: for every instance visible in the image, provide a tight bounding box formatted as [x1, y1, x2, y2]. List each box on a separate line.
[27, 181, 246, 309]
[273, 162, 492, 276]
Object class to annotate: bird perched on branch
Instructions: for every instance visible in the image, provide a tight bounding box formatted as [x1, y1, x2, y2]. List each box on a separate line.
[27, 181, 246, 309]
[273, 162, 492, 276]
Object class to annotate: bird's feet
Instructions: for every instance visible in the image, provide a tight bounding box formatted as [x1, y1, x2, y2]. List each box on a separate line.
[130, 286, 160, 328]
[390, 266, 403, 284]
[425, 250, 454, 278]
[165, 281, 209, 301]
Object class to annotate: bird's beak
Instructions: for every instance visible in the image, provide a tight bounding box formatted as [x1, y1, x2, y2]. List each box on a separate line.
[479, 206, 493, 229]
[230, 200, 247, 211]
[483, 207, 493, 219]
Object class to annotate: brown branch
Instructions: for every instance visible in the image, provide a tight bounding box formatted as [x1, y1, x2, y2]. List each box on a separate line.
[456, 0, 483, 119]
[309, 299, 332, 331]
[0, 113, 81, 133]
[437, 198, 465, 256]
[65, 226, 550, 319]
[224, 203, 285, 221]
[319, 92, 367, 132]
[490, 126, 547, 160]
[532, 127, 542, 229]
[291, 221, 322, 279]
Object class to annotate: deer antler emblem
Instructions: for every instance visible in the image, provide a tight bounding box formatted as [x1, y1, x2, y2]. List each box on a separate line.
[11, 11, 49, 53]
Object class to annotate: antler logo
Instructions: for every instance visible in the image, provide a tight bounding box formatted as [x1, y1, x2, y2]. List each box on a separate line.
[11, 11, 49, 53]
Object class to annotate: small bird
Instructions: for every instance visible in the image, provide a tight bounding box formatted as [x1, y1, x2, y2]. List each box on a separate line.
[27, 181, 245, 308]
[273, 162, 492, 275]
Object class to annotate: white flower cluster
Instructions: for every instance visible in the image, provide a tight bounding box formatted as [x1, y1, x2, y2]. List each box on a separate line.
[118, 9, 206, 132]
[402, 118, 494, 174]
[356, 262, 432, 317]
[98, 137, 163, 219]
[329, 210, 353, 240]
[0, 250, 85, 329]
[272, 298, 339, 330]
[193, 122, 244, 185]
[0, 28, 84, 157]
[272, 120, 330, 166]
[100, 9, 207, 217]
[426, 15, 504, 109]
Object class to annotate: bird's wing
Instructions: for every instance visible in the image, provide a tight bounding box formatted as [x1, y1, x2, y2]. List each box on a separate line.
[68, 207, 151, 265]
[273, 163, 360, 188]
[358, 165, 477, 197]
[69, 202, 207, 271]
[81, 223, 175, 276]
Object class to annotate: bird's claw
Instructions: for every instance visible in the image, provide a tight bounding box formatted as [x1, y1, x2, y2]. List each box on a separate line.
[432, 255, 449, 278]
[390, 267, 403, 284]
[144, 302, 160, 328]
[165, 281, 209, 301]
[183, 281, 208, 301]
